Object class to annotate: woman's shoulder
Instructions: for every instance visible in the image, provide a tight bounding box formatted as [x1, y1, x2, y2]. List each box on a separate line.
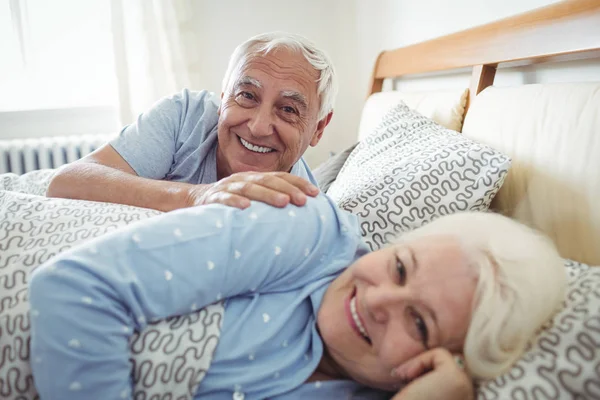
[238, 193, 361, 236]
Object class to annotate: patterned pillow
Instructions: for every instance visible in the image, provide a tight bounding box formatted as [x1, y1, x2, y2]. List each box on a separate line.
[0, 181, 223, 400]
[0, 169, 56, 196]
[476, 260, 600, 399]
[313, 143, 358, 192]
[327, 101, 511, 251]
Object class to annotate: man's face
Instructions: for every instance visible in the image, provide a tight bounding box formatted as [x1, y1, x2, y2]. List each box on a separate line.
[216, 48, 329, 178]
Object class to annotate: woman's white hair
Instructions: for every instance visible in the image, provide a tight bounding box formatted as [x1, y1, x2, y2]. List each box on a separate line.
[394, 211, 567, 380]
[221, 31, 338, 121]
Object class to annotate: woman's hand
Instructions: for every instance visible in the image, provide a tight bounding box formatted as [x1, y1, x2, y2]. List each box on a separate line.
[391, 348, 474, 400]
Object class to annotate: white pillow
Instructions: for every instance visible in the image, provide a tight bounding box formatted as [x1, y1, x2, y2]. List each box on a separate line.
[462, 83, 600, 266]
[358, 88, 468, 141]
[328, 101, 511, 250]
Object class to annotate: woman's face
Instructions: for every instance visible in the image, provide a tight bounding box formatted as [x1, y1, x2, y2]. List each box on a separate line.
[317, 235, 478, 390]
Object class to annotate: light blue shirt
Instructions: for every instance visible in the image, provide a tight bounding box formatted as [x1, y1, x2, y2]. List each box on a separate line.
[29, 195, 391, 400]
[109, 89, 317, 185]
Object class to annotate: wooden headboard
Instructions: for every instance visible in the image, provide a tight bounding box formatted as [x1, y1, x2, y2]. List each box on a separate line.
[368, 0, 600, 110]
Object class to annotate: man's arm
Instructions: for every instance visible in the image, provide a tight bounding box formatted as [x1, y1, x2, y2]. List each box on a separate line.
[47, 143, 320, 211]
[46, 144, 198, 212]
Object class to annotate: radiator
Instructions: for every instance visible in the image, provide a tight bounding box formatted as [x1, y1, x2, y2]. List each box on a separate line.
[0, 134, 115, 175]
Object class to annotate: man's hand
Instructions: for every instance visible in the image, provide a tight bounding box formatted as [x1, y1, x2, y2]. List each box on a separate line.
[186, 171, 320, 209]
[391, 348, 474, 400]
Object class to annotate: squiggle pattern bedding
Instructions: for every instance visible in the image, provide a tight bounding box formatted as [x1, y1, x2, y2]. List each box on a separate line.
[0, 171, 223, 400]
[1, 170, 599, 399]
[476, 261, 600, 399]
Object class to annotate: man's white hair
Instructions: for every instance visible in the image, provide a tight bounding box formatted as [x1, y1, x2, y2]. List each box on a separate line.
[393, 211, 567, 380]
[221, 31, 338, 121]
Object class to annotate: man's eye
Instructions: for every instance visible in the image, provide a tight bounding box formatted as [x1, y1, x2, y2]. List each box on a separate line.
[281, 106, 297, 114]
[396, 260, 406, 285]
[238, 92, 254, 101]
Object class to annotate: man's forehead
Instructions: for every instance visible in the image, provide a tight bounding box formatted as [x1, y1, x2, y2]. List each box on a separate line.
[237, 52, 317, 89]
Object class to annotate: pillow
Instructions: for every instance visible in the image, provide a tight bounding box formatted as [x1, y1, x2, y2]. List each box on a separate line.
[0, 188, 222, 400]
[357, 88, 468, 141]
[312, 143, 358, 192]
[0, 169, 56, 195]
[327, 101, 511, 251]
[476, 260, 600, 399]
[462, 83, 600, 265]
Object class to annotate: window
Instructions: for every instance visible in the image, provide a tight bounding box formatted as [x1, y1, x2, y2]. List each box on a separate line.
[0, 0, 119, 138]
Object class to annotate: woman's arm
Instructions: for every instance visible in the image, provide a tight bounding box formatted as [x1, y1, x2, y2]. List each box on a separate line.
[29, 194, 361, 400]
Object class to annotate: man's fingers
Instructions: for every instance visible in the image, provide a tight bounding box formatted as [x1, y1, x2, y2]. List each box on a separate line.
[245, 175, 311, 206]
[271, 173, 320, 196]
[204, 192, 251, 209]
[200, 172, 320, 209]
[222, 182, 291, 208]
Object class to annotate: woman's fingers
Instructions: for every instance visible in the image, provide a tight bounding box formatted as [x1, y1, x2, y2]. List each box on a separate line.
[392, 348, 453, 381]
[391, 348, 474, 400]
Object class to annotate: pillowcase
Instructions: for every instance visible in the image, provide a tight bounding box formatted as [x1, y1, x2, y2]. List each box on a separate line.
[476, 260, 600, 399]
[357, 88, 469, 141]
[327, 101, 511, 250]
[0, 168, 56, 196]
[312, 143, 358, 192]
[0, 176, 222, 400]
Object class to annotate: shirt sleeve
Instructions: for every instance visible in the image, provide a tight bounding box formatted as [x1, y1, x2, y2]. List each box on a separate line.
[109, 89, 216, 179]
[28, 194, 364, 400]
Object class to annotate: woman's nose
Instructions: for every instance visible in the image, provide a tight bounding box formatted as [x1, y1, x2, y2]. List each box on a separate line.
[248, 106, 274, 137]
[364, 285, 409, 324]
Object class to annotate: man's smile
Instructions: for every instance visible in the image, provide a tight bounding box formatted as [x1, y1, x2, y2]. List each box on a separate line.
[238, 135, 276, 153]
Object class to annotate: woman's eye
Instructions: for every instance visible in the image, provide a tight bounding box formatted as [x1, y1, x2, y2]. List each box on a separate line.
[412, 310, 429, 348]
[396, 260, 406, 285]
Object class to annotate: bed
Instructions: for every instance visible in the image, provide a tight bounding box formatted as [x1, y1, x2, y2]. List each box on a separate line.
[1, 1, 599, 399]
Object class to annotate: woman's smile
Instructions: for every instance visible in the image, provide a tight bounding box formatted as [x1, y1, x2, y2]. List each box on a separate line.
[345, 287, 371, 344]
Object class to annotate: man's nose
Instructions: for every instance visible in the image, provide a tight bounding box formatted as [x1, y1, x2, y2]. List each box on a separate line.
[248, 105, 274, 137]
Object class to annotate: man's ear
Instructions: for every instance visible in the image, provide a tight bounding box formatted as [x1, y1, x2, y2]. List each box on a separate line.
[217, 92, 224, 116]
[310, 111, 334, 147]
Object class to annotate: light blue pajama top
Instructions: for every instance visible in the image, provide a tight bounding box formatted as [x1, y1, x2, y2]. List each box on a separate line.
[28, 194, 391, 400]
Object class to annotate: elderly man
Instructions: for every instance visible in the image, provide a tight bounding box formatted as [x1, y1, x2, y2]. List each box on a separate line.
[47, 32, 336, 211]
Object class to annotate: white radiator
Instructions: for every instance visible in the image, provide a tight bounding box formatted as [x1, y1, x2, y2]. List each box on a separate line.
[0, 134, 115, 175]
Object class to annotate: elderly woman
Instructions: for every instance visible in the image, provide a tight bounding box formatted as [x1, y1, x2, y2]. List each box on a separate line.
[28, 194, 567, 400]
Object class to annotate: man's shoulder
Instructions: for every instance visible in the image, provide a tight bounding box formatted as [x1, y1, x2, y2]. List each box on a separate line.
[168, 89, 220, 141]
[183, 89, 220, 107]
[171, 89, 220, 117]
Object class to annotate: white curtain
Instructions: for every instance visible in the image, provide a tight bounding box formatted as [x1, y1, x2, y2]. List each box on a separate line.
[110, 0, 204, 125]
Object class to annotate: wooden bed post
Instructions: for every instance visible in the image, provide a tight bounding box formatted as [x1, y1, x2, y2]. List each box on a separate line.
[365, 0, 600, 107]
[368, 52, 385, 97]
[466, 64, 497, 112]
